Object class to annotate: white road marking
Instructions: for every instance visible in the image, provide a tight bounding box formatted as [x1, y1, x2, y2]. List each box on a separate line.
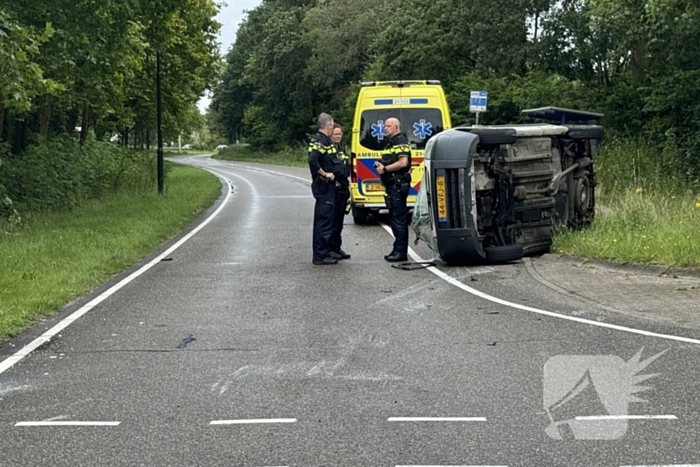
[396, 465, 507, 467]
[621, 465, 700, 467]
[15, 421, 120, 427]
[0, 169, 233, 376]
[388, 417, 487, 422]
[576, 415, 677, 421]
[210, 418, 297, 425]
[375, 222, 700, 346]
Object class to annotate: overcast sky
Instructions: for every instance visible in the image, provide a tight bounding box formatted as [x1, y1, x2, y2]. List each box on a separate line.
[197, 0, 263, 113]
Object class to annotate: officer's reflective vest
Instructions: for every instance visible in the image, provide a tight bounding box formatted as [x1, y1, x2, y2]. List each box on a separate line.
[308, 139, 338, 175]
[380, 134, 412, 185]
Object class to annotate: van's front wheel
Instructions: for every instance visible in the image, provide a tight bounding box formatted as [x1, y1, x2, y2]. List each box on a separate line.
[352, 206, 371, 225]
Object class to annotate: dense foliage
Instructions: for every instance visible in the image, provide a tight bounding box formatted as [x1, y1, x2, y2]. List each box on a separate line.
[0, 0, 221, 150]
[211, 0, 700, 185]
[0, 0, 221, 219]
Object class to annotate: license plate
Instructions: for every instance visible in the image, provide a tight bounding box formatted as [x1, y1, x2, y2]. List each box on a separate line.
[436, 175, 447, 222]
[365, 183, 384, 192]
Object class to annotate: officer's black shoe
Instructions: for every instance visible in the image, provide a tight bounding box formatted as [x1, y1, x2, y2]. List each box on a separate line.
[329, 248, 351, 260]
[312, 256, 338, 265]
[384, 252, 408, 262]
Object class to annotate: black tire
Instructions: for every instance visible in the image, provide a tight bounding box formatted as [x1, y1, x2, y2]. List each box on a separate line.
[564, 125, 605, 140]
[470, 128, 518, 145]
[484, 244, 524, 263]
[352, 206, 370, 225]
[574, 177, 592, 212]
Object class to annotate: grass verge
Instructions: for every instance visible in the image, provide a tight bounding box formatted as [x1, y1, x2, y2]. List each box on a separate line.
[552, 138, 700, 267]
[553, 189, 700, 268]
[0, 163, 221, 341]
[213, 145, 307, 167]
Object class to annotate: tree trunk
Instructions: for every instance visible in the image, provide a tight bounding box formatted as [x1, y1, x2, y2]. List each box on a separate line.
[123, 127, 129, 147]
[39, 94, 52, 138]
[146, 130, 151, 150]
[13, 119, 26, 154]
[0, 98, 5, 143]
[630, 42, 646, 85]
[67, 107, 80, 135]
[80, 100, 89, 144]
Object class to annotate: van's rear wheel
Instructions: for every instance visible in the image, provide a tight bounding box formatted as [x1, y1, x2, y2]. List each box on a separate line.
[574, 177, 592, 212]
[352, 206, 370, 225]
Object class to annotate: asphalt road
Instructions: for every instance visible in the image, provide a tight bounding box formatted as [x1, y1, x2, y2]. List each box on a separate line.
[1, 155, 699, 467]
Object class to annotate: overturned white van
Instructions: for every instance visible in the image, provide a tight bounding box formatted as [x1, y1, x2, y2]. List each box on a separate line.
[412, 123, 604, 264]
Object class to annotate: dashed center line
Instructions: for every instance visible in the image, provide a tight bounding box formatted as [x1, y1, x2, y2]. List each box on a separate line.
[576, 415, 678, 421]
[210, 418, 297, 425]
[620, 465, 700, 467]
[388, 417, 487, 422]
[15, 421, 121, 427]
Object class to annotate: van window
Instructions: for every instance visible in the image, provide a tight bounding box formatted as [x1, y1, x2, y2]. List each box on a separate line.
[359, 108, 444, 151]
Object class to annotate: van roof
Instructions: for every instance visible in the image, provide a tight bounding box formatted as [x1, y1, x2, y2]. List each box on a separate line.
[360, 80, 442, 87]
[462, 124, 569, 137]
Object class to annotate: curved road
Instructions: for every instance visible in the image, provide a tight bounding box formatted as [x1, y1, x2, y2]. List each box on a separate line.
[1, 155, 699, 466]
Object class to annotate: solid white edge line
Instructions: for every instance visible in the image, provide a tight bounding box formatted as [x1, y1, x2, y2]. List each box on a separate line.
[210, 419, 297, 425]
[388, 417, 487, 422]
[620, 465, 700, 467]
[576, 415, 678, 421]
[396, 465, 508, 467]
[375, 222, 700, 346]
[15, 421, 121, 427]
[0, 168, 232, 376]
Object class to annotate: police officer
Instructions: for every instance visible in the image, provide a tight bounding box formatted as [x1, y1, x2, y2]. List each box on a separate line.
[308, 113, 339, 265]
[328, 123, 351, 260]
[375, 117, 411, 262]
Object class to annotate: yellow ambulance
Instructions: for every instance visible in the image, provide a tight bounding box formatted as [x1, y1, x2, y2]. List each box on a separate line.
[349, 80, 452, 224]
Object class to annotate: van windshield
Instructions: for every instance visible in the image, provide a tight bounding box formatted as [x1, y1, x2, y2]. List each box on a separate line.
[359, 108, 444, 151]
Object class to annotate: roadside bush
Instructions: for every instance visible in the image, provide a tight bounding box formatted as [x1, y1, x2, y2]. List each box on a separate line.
[594, 137, 697, 197]
[0, 143, 14, 218]
[2, 138, 159, 218]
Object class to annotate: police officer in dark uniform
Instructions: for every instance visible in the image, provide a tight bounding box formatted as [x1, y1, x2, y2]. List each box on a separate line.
[308, 113, 339, 265]
[375, 117, 412, 262]
[328, 123, 351, 260]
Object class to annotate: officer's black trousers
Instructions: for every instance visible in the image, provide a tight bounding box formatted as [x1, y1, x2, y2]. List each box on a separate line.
[312, 180, 336, 259]
[329, 184, 350, 252]
[386, 184, 409, 255]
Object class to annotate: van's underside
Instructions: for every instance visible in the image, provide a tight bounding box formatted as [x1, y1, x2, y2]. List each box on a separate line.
[413, 124, 602, 264]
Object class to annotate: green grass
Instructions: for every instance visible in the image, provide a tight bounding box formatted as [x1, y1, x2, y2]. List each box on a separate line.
[213, 145, 307, 168]
[552, 138, 700, 267]
[0, 163, 221, 340]
[553, 190, 700, 267]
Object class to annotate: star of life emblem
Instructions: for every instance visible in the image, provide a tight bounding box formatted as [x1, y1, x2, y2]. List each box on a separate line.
[371, 120, 386, 140]
[412, 119, 433, 139]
